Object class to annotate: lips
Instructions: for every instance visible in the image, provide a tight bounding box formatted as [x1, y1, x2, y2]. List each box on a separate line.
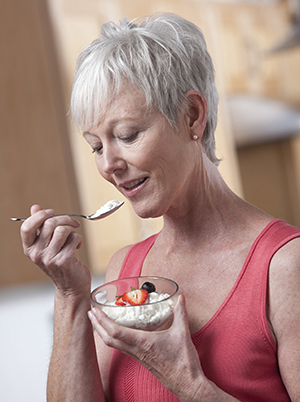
[123, 178, 147, 190]
[120, 177, 148, 197]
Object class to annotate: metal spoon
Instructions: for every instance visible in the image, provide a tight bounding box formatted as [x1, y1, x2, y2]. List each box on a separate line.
[10, 200, 124, 222]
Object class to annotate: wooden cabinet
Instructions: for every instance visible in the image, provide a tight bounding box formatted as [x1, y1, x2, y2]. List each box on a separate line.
[0, 0, 88, 286]
[237, 138, 300, 227]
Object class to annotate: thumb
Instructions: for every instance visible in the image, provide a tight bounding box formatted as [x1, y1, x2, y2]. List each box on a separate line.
[172, 294, 190, 332]
[30, 204, 43, 215]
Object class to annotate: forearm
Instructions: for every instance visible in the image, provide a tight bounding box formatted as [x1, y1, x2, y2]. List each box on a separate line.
[158, 363, 241, 402]
[184, 378, 241, 402]
[47, 292, 105, 402]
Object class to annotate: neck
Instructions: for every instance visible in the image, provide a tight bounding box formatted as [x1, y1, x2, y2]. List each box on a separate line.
[160, 157, 245, 248]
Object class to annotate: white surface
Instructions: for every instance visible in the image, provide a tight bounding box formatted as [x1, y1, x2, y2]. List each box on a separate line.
[0, 275, 104, 402]
[227, 95, 300, 147]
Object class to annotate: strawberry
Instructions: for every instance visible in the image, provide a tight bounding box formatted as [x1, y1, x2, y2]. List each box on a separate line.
[115, 296, 126, 306]
[122, 288, 148, 305]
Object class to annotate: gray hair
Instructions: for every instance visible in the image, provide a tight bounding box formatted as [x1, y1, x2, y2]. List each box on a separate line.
[71, 13, 220, 165]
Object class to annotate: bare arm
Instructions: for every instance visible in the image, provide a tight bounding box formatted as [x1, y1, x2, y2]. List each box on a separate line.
[21, 205, 105, 402]
[47, 292, 103, 401]
[268, 238, 300, 401]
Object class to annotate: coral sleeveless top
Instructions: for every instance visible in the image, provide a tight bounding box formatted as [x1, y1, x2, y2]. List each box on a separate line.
[109, 219, 300, 401]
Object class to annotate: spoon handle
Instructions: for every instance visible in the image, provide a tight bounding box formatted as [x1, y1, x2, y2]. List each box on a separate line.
[10, 213, 87, 222]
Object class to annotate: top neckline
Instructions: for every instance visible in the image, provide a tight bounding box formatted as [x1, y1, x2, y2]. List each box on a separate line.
[191, 218, 282, 338]
[141, 219, 282, 337]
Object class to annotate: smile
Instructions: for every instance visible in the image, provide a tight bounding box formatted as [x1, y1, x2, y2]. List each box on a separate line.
[120, 177, 148, 198]
[123, 178, 147, 190]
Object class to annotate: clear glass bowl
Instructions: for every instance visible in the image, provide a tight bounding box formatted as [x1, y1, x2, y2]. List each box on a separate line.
[91, 276, 179, 331]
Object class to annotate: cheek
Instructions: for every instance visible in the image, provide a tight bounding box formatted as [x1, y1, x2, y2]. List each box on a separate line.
[95, 157, 112, 183]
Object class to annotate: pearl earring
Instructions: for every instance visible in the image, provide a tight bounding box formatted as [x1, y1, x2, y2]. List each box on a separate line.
[193, 135, 199, 140]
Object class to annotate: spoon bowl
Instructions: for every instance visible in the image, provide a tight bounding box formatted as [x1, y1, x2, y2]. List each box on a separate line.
[10, 200, 124, 222]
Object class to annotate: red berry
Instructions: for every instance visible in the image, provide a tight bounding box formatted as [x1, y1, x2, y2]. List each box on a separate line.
[122, 289, 148, 305]
[115, 296, 126, 306]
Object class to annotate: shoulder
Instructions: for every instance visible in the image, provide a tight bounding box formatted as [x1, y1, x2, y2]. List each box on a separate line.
[268, 237, 300, 397]
[269, 236, 300, 319]
[269, 236, 300, 287]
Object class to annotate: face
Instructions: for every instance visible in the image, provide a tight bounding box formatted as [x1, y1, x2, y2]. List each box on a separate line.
[83, 83, 201, 219]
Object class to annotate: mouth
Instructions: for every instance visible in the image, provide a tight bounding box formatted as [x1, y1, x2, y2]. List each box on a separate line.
[120, 177, 148, 196]
[123, 178, 147, 190]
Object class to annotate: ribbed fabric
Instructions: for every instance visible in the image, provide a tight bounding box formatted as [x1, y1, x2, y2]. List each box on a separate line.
[109, 220, 300, 401]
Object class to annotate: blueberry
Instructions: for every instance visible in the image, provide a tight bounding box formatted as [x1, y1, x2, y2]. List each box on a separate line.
[141, 281, 156, 293]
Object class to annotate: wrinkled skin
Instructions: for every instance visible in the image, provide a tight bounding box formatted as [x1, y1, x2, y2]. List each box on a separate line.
[88, 295, 205, 401]
[21, 204, 91, 297]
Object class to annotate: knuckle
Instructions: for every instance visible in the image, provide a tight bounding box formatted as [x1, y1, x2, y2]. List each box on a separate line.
[42, 218, 55, 232]
[54, 225, 68, 236]
[103, 336, 115, 348]
[110, 327, 123, 339]
[20, 222, 33, 238]
[139, 341, 155, 363]
[28, 249, 43, 266]
[42, 254, 53, 267]
[55, 254, 71, 267]
[20, 223, 29, 235]
[72, 232, 83, 243]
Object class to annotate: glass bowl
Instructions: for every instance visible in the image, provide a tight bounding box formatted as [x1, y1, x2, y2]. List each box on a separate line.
[91, 276, 179, 331]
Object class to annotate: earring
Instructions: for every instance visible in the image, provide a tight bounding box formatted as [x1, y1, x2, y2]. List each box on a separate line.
[192, 135, 199, 140]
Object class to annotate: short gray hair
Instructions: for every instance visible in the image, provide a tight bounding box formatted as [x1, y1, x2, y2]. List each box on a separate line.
[71, 13, 220, 165]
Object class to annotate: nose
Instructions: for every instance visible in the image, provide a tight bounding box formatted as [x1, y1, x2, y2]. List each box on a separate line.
[100, 144, 127, 176]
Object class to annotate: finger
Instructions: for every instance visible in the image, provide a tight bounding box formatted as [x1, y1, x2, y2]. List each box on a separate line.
[88, 310, 113, 343]
[171, 294, 191, 335]
[53, 231, 83, 262]
[89, 307, 140, 350]
[37, 217, 80, 249]
[21, 208, 55, 249]
[41, 225, 78, 258]
[88, 308, 125, 349]
[30, 204, 43, 214]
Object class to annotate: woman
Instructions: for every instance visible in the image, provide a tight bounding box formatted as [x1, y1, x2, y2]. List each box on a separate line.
[21, 13, 300, 401]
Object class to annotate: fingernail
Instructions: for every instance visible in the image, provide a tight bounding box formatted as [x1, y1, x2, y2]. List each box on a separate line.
[87, 310, 93, 320]
[45, 209, 55, 216]
[92, 307, 100, 317]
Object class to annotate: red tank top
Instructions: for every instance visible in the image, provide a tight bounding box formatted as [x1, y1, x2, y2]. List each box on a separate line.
[109, 219, 300, 401]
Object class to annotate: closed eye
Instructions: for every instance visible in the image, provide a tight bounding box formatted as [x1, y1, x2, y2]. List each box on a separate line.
[120, 131, 139, 143]
[92, 145, 103, 155]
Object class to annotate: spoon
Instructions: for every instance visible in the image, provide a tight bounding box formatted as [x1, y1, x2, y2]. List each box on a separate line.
[10, 200, 124, 222]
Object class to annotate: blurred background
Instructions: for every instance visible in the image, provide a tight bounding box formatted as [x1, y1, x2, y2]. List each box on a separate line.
[1, 0, 300, 400]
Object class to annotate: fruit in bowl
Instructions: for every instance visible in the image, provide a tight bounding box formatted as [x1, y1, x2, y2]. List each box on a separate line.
[91, 276, 179, 331]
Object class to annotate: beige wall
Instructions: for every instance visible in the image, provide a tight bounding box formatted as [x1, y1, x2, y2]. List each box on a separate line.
[1, 0, 300, 286]
[0, 0, 89, 287]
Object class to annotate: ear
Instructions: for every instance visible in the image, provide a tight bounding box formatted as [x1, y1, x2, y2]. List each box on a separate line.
[185, 90, 207, 140]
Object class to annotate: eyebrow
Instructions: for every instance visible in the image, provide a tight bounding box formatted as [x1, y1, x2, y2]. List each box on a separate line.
[83, 114, 148, 136]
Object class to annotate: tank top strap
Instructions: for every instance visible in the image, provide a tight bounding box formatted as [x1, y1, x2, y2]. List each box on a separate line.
[242, 219, 300, 347]
[247, 219, 300, 260]
[192, 219, 300, 345]
[118, 233, 159, 279]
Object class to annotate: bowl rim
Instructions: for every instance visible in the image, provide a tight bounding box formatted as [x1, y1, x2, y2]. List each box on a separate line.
[90, 275, 179, 307]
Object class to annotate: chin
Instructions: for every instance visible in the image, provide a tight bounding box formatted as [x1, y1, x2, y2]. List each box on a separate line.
[132, 202, 165, 220]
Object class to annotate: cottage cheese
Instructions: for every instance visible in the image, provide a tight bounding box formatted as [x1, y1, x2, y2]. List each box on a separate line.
[90, 200, 121, 219]
[102, 292, 174, 330]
